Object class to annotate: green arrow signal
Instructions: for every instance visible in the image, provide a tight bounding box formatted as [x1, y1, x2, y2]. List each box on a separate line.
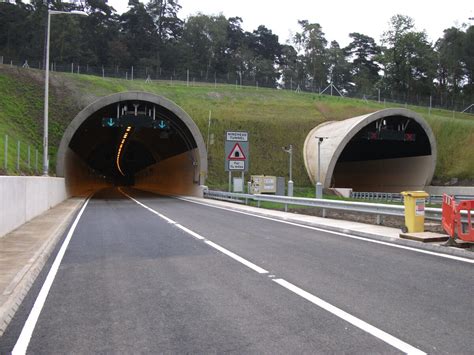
[158, 120, 167, 129]
[107, 118, 115, 127]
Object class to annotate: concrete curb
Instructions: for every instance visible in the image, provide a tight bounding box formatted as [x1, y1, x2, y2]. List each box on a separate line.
[186, 197, 474, 261]
[0, 198, 86, 336]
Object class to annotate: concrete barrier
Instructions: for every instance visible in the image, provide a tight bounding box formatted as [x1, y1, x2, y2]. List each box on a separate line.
[0, 176, 67, 238]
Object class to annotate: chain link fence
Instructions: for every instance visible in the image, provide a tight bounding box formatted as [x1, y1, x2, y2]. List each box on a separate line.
[2, 55, 474, 116]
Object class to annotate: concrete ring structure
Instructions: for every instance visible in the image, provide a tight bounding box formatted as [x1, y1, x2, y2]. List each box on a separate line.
[303, 108, 437, 192]
[57, 91, 207, 196]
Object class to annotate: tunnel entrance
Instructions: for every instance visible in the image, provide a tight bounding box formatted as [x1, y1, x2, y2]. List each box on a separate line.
[304, 109, 437, 193]
[57, 92, 207, 196]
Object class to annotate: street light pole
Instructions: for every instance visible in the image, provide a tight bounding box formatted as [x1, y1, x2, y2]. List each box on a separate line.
[43, 10, 87, 176]
[282, 144, 293, 196]
[315, 137, 324, 199]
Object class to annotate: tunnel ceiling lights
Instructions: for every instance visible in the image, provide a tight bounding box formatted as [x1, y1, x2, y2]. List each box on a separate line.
[116, 126, 132, 176]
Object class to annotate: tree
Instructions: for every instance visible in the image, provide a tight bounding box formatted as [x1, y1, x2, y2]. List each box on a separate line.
[327, 41, 350, 92]
[181, 14, 229, 80]
[119, 0, 156, 67]
[381, 15, 436, 100]
[345, 32, 381, 95]
[436, 27, 466, 97]
[248, 25, 282, 86]
[464, 25, 474, 97]
[293, 20, 329, 90]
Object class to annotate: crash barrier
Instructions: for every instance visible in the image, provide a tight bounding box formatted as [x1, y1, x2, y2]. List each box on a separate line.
[350, 191, 474, 205]
[442, 194, 474, 242]
[204, 189, 443, 225]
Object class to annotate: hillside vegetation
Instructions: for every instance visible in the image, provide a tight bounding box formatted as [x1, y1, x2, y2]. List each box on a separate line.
[0, 65, 473, 187]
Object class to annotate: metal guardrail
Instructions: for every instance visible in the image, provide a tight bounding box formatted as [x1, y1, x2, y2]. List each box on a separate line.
[204, 190, 443, 224]
[350, 192, 474, 205]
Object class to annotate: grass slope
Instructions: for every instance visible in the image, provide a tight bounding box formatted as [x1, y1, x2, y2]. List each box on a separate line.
[0, 65, 473, 187]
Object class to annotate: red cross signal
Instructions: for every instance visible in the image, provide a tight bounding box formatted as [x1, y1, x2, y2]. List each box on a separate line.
[227, 143, 246, 160]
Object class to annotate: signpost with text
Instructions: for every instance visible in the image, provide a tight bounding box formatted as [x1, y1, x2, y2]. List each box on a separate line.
[225, 131, 249, 191]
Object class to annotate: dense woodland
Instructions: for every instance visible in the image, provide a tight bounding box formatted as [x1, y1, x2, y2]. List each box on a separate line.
[1, 0, 473, 109]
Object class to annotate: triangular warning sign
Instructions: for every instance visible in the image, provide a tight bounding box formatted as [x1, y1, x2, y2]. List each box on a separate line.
[227, 143, 246, 160]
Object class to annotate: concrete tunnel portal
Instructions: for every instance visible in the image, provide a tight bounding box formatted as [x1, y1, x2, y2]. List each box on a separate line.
[57, 92, 207, 196]
[304, 109, 437, 193]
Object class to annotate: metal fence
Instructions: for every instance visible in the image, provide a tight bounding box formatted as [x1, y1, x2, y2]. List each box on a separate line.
[203, 189, 444, 225]
[0, 134, 42, 175]
[350, 191, 474, 205]
[1, 56, 473, 115]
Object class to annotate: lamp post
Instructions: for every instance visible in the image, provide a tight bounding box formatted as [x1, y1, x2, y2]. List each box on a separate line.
[282, 144, 293, 196]
[315, 137, 324, 199]
[43, 10, 87, 176]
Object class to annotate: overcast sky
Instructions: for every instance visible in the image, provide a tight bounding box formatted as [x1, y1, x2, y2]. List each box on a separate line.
[108, 0, 473, 46]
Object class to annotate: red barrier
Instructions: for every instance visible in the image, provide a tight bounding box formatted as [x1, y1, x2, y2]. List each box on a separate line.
[442, 194, 474, 242]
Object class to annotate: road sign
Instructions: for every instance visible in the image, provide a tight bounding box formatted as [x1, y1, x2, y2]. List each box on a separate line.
[229, 161, 245, 170]
[226, 131, 248, 142]
[227, 143, 246, 160]
[225, 131, 249, 172]
[102, 114, 170, 130]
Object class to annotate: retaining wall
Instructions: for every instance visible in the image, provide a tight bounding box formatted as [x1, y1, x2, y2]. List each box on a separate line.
[0, 176, 68, 238]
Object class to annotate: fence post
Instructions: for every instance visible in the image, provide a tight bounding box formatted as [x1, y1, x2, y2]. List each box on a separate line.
[17, 140, 20, 171]
[102, 65, 105, 78]
[131, 66, 134, 80]
[35, 149, 38, 173]
[4, 135, 7, 170]
[429, 96, 432, 116]
[27, 145, 31, 169]
[0, 56, 3, 65]
[71, 62, 74, 74]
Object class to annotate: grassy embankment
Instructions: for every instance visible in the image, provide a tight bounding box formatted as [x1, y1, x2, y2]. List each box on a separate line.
[0, 65, 473, 188]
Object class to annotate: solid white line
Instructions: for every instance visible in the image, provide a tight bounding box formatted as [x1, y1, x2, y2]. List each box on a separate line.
[12, 198, 91, 355]
[273, 278, 426, 355]
[176, 197, 474, 264]
[121, 190, 268, 274]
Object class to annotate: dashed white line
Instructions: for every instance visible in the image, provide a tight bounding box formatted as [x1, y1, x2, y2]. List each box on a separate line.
[12, 198, 91, 355]
[123, 190, 426, 354]
[122, 190, 267, 274]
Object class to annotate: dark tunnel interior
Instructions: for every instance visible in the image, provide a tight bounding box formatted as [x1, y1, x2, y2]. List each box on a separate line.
[337, 116, 431, 162]
[68, 100, 197, 185]
[332, 115, 434, 192]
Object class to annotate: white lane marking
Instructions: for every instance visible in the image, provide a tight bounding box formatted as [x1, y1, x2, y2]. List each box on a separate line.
[177, 197, 474, 265]
[121, 190, 268, 274]
[12, 198, 91, 355]
[273, 278, 426, 355]
[204, 240, 268, 274]
[124, 191, 424, 354]
[175, 224, 205, 240]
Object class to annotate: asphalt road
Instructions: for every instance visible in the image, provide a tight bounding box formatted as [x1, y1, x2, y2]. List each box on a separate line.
[1, 188, 473, 353]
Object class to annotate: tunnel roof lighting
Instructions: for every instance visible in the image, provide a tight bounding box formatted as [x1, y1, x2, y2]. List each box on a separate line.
[116, 126, 133, 177]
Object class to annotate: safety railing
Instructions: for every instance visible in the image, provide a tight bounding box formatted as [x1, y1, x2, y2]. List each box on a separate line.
[350, 191, 474, 205]
[204, 190, 443, 224]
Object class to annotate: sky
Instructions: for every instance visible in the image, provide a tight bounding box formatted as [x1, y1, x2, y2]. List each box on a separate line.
[108, 0, 474, 46]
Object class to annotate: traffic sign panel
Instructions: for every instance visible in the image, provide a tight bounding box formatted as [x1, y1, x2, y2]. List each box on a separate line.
[227, 143, 246, 160]
[229, 161, 245, 170]
[225, 131, 249, 172]
[226, 131, 248, 141]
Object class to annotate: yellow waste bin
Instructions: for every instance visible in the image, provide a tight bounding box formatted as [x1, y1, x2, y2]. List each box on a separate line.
[401, 191, 429, 233]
